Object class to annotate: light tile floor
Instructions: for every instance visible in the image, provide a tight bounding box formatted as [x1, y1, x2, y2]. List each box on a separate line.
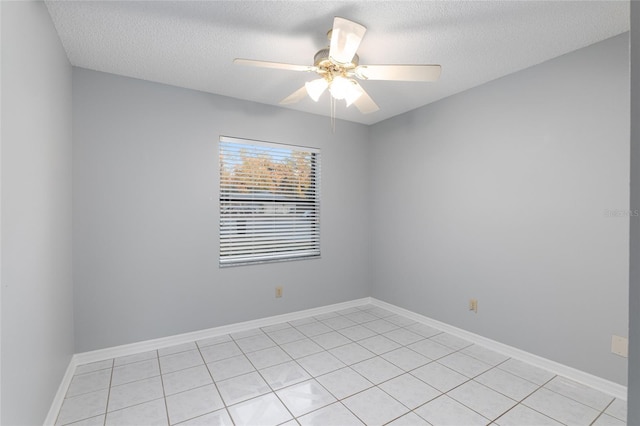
[55, 304, 627, 426]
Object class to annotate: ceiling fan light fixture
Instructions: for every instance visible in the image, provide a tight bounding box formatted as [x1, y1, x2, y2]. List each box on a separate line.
[305, 78, 329, 102]
[328, 76, 350, 100]
[328, 76, 362, 107]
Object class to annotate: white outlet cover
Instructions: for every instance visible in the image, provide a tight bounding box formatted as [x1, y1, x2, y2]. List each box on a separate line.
[611, 335, 628, 358]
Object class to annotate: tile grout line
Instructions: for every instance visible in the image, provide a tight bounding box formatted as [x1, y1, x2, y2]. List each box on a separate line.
[302, 312, 435, 424]
[269, 327, 349, 424]
[450, 362, 560, 425]
[346, 307, 435, 424]
[156, 350, 171, 426]
[541, 379, 617, 418]
[52, 365, 111, 426]
[588, 396, 616, 426]
[102, 358, 115, 426]
[435, 348, 589, 425]
[497, 374, 563, 425]
[59, 360, 115, 426]
[64, 304, 623, 426]
[372, 325, 546, 425]
[102, 357, 166, 419]
[230, 327, 300, 423]
[196, 338, 237, 425]
[289, 311, 471, 424]
[401, 344, 489, 424]
[256, 310, 390, 424]
[281, 313, 604, 424]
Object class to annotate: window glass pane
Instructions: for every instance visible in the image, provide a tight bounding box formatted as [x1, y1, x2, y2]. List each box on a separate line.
[219, 136, 320, 266]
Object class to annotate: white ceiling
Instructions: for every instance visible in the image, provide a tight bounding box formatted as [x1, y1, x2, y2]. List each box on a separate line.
[45, 1, 630, 125]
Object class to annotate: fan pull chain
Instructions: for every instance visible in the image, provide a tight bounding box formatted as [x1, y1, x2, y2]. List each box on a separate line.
[330, 95, 336, 133]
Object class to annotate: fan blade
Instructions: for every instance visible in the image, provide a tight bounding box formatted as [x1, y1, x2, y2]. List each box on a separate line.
[234, 58, 316, 73]
[355, 64, 442, 81]
[280, 86, 308, 105]
[329, 17, 366, 66]
[352, 82, 379, 114]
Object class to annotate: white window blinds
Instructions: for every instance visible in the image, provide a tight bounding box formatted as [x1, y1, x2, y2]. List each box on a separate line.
[219, 136, 320, 266]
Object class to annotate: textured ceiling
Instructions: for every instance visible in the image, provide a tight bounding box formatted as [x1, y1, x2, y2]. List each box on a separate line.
[45, 1, 629, 125]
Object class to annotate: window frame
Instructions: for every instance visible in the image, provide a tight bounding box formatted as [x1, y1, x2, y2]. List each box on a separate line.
[218, 136, 321, 267]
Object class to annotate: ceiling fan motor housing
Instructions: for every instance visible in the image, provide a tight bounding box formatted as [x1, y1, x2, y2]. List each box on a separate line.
[314, 47, 359, 70]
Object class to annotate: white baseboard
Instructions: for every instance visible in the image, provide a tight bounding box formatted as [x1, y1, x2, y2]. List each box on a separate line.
[73, 297, 372, 366]
[370, 298, 628, 401]
[45, 297, 372, 425]
[46, 295, 627, 424]
[43, 356, 78, 426]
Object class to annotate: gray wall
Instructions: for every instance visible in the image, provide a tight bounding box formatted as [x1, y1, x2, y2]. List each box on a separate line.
[73, 69, 371, 352]
[628, 1, 639, 422]
[369, 34, 630, 385]
[1, 1, 74, 425]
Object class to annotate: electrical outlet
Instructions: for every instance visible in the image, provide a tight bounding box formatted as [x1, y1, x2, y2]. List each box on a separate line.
[611, 335, 628, 357]
[275, 286, 283, 298]
[469, 299, 478, 313]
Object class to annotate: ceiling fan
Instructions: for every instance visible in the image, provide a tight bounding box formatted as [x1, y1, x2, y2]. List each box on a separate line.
[234, 17, 442, 114]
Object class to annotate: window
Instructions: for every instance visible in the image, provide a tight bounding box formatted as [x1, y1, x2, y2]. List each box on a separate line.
[219, 136, 320, 266]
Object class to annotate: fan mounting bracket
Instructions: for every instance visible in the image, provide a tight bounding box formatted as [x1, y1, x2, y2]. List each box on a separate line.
[313, 47, 358, 81]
